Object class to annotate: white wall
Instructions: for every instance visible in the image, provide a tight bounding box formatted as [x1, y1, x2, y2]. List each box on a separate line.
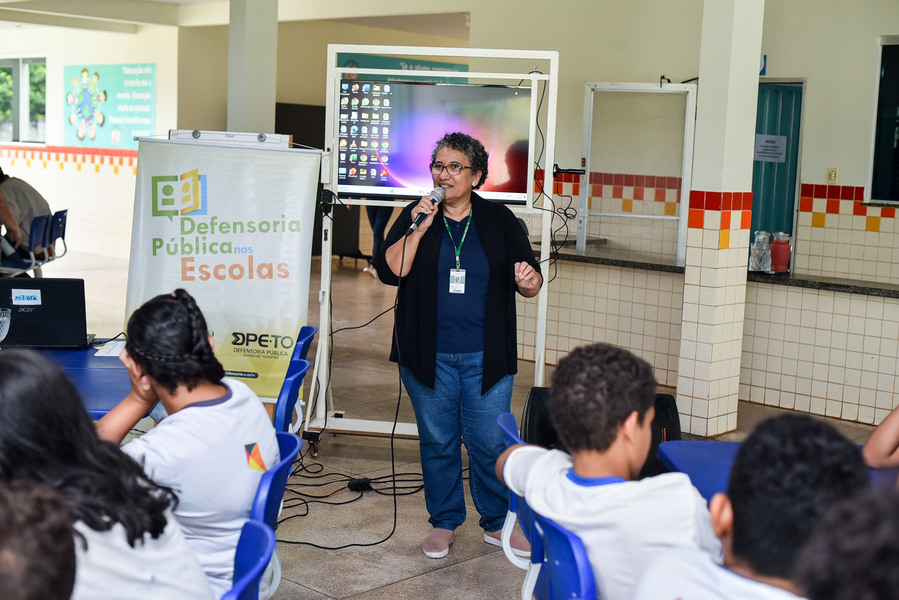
[762, 0, 899, 189]
[0, 22, 178, 144]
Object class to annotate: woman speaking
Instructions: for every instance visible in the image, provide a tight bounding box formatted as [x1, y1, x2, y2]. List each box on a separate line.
[375, 132, 542, 559]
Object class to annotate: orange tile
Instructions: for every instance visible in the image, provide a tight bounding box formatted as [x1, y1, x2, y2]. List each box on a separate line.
[613, 185, 623, 199]
[741, 210, 752, 229]
[654, 188, 667, 202]
[812, 212, 826, 228]
[799, 197, 813, 212]
[592, 184, 602, 197]
[883, 207, 895, 218]
[634, 187, 645, 200]
[720, 211, 731, 230]
[622, 198, 633, 213]
[664, 202, 677, 216]
[688, 209, 704, 229]
[866, 216, 881, 232]
[719, 230, 730, 249]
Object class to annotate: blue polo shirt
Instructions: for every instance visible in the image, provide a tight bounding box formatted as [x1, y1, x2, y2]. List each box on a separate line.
[436, 214, 489, 353]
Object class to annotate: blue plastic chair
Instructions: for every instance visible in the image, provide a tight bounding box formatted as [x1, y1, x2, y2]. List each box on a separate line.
[291, 325, 317, 362]
[221, 520, 277, 600]
[272, 359, 311, 433]
[497, 412, 544, 600]
[45, 209, 68, 259]
[532, 513, 597, 600]
[0, 213, 50, 277]
[250, 432, 302, 530]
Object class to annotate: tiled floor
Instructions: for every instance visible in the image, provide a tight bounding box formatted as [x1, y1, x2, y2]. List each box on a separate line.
[40, 252, 876, 599]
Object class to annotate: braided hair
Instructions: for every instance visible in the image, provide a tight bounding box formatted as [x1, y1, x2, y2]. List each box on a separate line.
[126, 289, 225, 394]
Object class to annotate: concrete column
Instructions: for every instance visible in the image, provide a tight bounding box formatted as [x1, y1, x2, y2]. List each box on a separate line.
[677, 0, 764, 436]
[227, 0, 278, 133]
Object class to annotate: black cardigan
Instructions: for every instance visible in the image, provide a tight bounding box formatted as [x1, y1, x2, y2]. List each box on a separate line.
[374, 193, 541, 393]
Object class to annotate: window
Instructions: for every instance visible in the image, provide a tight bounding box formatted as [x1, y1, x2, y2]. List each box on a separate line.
[0, 58, 46, 143]
[871, 38, 899, 202]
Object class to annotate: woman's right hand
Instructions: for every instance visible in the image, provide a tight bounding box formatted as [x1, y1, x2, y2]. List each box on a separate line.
[409, 194, 439, 234]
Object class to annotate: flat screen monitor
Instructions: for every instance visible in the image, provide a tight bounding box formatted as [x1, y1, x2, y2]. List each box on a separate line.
[336, 80, 532, 204]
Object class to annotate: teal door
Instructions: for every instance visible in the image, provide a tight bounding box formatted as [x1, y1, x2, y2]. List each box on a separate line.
[751, 84, 802, 243]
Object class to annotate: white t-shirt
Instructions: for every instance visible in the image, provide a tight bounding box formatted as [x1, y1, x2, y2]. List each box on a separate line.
[635, 547, 807, 600]
[503, 446, 722, 600]
[72, 513, 213, 600]
[122, 378, 280, 599]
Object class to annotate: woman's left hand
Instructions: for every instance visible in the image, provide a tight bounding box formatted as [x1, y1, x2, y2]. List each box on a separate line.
[514, 261, 542, 297]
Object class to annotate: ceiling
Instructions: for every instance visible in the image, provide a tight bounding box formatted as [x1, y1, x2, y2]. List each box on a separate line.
[0, 0, 470, 38]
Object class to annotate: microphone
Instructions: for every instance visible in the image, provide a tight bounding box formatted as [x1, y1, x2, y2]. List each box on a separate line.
[406, 187, 445, 236]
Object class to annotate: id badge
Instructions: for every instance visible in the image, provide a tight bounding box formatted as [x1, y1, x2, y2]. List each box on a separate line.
[449, 268, 466, 294]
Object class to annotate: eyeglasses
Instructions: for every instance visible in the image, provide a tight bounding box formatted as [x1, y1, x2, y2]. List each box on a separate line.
[430, 162, 473, 176]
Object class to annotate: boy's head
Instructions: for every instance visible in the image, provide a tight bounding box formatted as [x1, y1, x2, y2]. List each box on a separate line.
[550, 343, 656, 455]
[711, 414, 869, 580]
[795, 488, 899, 600]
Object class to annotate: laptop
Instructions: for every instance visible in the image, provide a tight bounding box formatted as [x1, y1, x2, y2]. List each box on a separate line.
[0, 278, 95, 349]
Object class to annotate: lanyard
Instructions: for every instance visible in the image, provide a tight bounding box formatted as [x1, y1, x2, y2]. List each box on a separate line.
[443, 209, 472, 270]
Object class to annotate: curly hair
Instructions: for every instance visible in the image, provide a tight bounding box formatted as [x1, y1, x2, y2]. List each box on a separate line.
[126, 288, 224, 394]
[796, 488, 899, 600]
[0, 350, 176, 548]
[430, 132, 489, 189]
[549, 343, 656, 453]
[727, 414, 869, 579]
[0, 479, 76, 600]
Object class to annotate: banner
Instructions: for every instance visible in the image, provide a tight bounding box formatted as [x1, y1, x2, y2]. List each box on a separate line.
[126, 137, 321, 398]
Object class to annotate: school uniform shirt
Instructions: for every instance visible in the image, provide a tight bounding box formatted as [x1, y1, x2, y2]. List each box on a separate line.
[72, 513, 214, 600]
[122, 378, 280, 599]
[503, 446, 722, 600]
[634, 547, 807, 600]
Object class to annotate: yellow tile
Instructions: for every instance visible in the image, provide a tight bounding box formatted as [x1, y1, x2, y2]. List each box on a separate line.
[866, 216, 881, 232]
[719, 230, 730, 249]
[665, 201, 677, 216]
[811, 212, 826, 228]
[622, 198, 633, 213]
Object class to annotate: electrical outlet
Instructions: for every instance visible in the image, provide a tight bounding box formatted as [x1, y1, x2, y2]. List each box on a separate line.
[827, 168, 838, 184]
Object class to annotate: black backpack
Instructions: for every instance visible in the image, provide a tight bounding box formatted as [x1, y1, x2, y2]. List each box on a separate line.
[520, 388, 681, 478]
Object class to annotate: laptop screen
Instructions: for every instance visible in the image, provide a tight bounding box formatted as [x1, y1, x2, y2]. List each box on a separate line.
[0, 278, 91, 349]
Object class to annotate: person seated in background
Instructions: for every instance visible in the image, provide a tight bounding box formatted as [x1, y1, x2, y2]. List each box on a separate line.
[795, 487, 899, 600]
[96, 288, 280, 599]
[0, 479, 76, 600]
[0, 165, 51, 257]
[635, 414, 870, 600]
[0, 350, 213, 600]
[861, 404, 899, 473]
[496, 342, 721, 600]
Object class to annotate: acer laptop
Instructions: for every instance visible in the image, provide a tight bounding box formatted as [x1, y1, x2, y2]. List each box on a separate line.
[0, 278, 94, 349]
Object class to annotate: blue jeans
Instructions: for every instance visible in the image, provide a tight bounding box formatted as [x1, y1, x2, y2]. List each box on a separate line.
[402, 352, 513, 532]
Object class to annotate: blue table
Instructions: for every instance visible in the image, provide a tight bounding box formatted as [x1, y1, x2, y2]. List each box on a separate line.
[658, 441, 739, 502]
[659, 440, 899, 502]
[39, 346, 131, 419]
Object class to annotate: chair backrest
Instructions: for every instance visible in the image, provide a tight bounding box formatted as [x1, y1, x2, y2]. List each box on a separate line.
[27, 213, 50, 251]
[533, 513, 597, 600]
[272, 359, 311, 433]
[221, 520, 277, 600]
[291, 325, 318, 362]
[250, 432, 302, 530]
[46, 210, 68, 257]
[497, 412, 526, 447]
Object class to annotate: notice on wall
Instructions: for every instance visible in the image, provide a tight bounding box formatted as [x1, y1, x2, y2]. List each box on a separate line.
[63, 63, 156, 150]
[754, 134, 787, 163]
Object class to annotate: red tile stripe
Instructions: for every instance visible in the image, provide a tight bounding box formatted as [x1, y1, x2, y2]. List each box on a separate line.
[797, 183, 887, 218]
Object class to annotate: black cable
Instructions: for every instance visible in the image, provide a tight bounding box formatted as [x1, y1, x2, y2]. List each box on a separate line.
[275, 232, 412, 550]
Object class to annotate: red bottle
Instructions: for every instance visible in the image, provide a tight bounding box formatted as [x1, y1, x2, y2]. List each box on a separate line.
[771, 232, 791, 273]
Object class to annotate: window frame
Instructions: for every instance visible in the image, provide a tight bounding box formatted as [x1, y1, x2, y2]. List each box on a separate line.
[0, 57, 46, 143]
[868, 36, 899, 203]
